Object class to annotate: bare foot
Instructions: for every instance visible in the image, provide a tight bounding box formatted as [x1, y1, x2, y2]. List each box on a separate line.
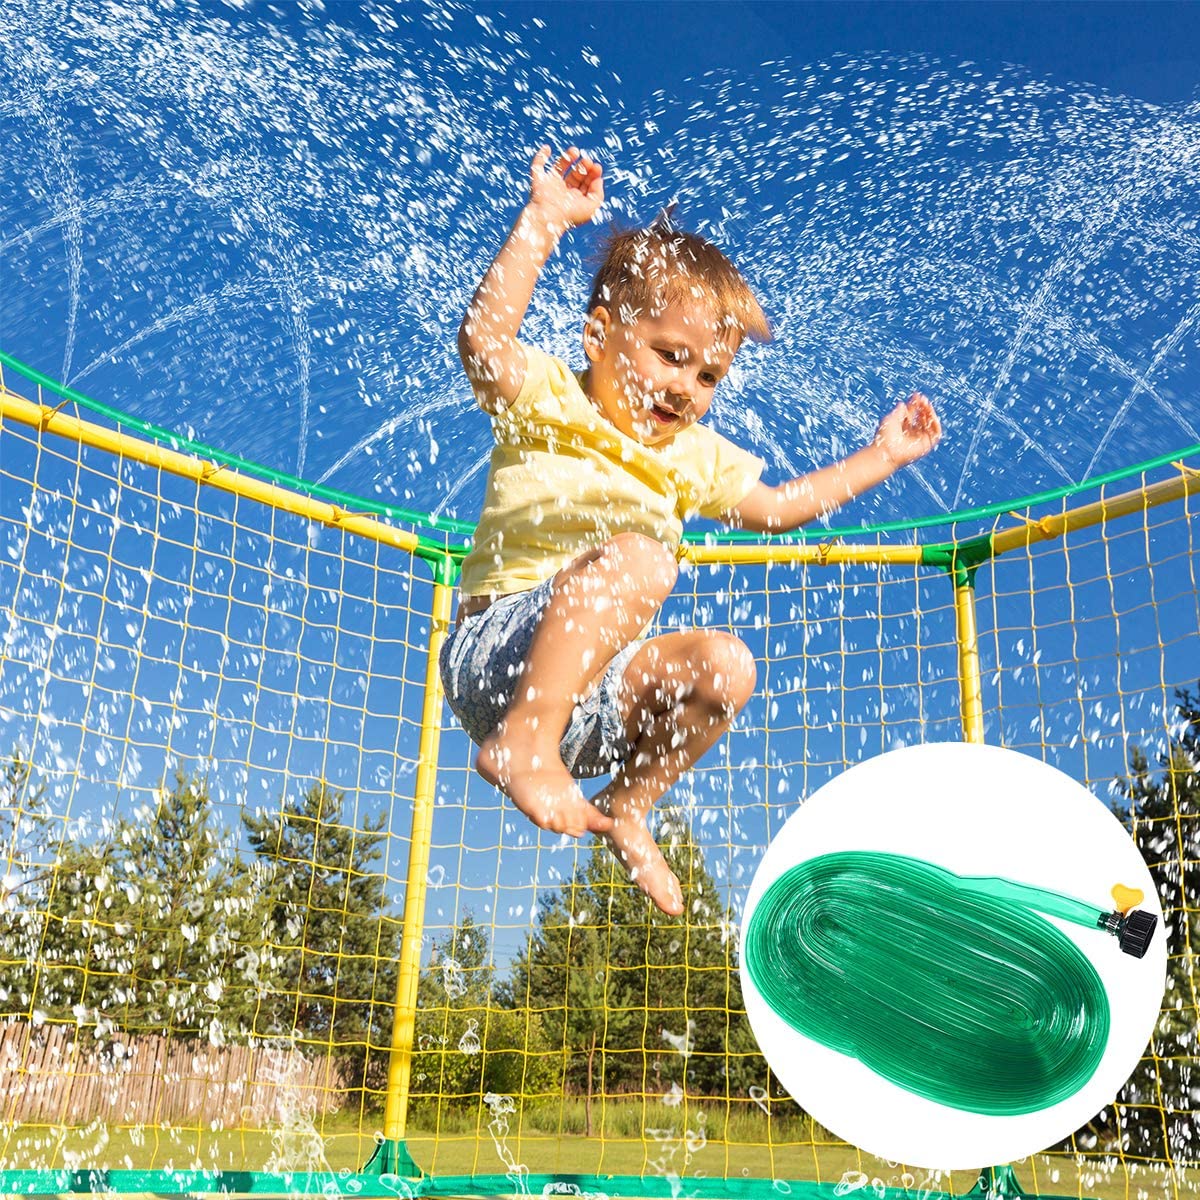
[605, 817, 684, 916]
[476, 716, 612, 837]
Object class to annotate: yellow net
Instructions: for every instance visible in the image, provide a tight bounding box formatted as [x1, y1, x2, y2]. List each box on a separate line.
[1, 359, 1197, 1200]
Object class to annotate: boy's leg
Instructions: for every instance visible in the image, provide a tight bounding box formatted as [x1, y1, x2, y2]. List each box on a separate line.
[593, 630, 756, 915]
[476, 532, 679, 838]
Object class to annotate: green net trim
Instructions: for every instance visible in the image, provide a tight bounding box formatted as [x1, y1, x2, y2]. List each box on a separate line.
[3, 346, 1196, 550]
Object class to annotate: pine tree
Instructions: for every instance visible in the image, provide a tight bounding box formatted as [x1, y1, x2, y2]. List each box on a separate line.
[1, 768, 262, 1043]
[0, 752, 61, 1017]
[413, 913, 493, 1110]
[504, 874, 630, 1132]
[0, 751, 51, 861]
[411, 913, 559, 1118]
[50, 774, 249, 1041]
[241, 780, 401, 1096]
[509, 808, 764, 1115]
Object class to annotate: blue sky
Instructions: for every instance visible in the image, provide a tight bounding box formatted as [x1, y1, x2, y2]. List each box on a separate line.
[520, 2, 1200, 108]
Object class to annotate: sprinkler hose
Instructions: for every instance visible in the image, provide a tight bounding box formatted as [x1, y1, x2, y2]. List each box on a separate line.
[744, 851, 1115, 1115]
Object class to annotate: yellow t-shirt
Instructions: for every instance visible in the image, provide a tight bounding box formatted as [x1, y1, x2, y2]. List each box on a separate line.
[460, 344, 764, 597]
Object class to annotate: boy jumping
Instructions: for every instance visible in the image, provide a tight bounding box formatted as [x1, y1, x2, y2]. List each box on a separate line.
[440, 146, 941, 916]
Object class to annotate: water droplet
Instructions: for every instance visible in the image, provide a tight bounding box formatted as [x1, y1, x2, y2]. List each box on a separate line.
[483, 1092, 515, 1116]
[661, 1019, 695, 1058]
[458, 1019, 481, 1055]
[834, 1172, 870, 1196]
[441, 956, 467, 1000]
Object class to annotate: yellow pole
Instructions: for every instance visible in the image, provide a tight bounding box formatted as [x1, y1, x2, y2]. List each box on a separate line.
[383, 560, 455, 1148]
[954, 577, 985, 744]
[989, 465, 1200, 556]
[0, 388, 425, 555]
[682, 541, 925, 568]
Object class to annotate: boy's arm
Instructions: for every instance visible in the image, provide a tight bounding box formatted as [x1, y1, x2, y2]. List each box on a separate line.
[458, 146, 604, 413]
[722, 394, 942, 533]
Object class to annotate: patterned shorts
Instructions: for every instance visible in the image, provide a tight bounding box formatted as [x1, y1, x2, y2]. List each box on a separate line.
[438, 576, 641, 779]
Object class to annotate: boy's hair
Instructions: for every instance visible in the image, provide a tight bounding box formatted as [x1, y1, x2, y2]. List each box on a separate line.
[587, 224, 772, 344]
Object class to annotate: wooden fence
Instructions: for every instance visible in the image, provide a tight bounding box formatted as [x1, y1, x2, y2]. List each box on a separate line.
[0, 1021, 349, 1126]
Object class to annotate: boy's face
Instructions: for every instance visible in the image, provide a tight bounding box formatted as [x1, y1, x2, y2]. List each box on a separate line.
[583, 298, 740, 446]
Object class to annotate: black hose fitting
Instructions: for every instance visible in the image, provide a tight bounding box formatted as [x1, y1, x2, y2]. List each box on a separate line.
[1096, 908, 1158, 958]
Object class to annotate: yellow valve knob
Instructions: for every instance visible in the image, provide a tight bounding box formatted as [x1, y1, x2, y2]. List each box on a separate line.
[1111, 883, 1144, 914]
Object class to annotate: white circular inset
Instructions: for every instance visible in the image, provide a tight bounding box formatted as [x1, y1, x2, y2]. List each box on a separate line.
[739, 742, 1166, 1170]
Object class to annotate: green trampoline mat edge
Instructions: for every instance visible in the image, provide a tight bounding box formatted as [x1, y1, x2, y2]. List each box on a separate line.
[0, 1168, 1094, 1200]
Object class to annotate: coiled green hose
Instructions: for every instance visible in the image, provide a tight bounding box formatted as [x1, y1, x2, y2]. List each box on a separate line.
[743, 851, 1111, 1115]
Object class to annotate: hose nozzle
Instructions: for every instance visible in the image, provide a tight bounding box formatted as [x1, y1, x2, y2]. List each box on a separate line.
[1097, 907, 1157, 958]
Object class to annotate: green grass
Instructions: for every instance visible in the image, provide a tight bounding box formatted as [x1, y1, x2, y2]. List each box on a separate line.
[1, 1108, 1196, 1200]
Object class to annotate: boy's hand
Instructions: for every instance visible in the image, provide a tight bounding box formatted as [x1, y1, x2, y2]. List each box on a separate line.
[527, 144, 604, 232]
[874, 392, 942, 469]
[456, 146, 601, 411]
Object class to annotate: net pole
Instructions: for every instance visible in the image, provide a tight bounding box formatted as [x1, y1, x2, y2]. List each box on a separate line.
[382, 556, 456, 1151]
[953, 572, 985, 745]
[951, 568, 1035, 1196]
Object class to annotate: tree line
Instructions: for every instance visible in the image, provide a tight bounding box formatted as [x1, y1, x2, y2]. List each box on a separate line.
[0, 761, 767, 1114]
[0, 766, 400, 1094]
